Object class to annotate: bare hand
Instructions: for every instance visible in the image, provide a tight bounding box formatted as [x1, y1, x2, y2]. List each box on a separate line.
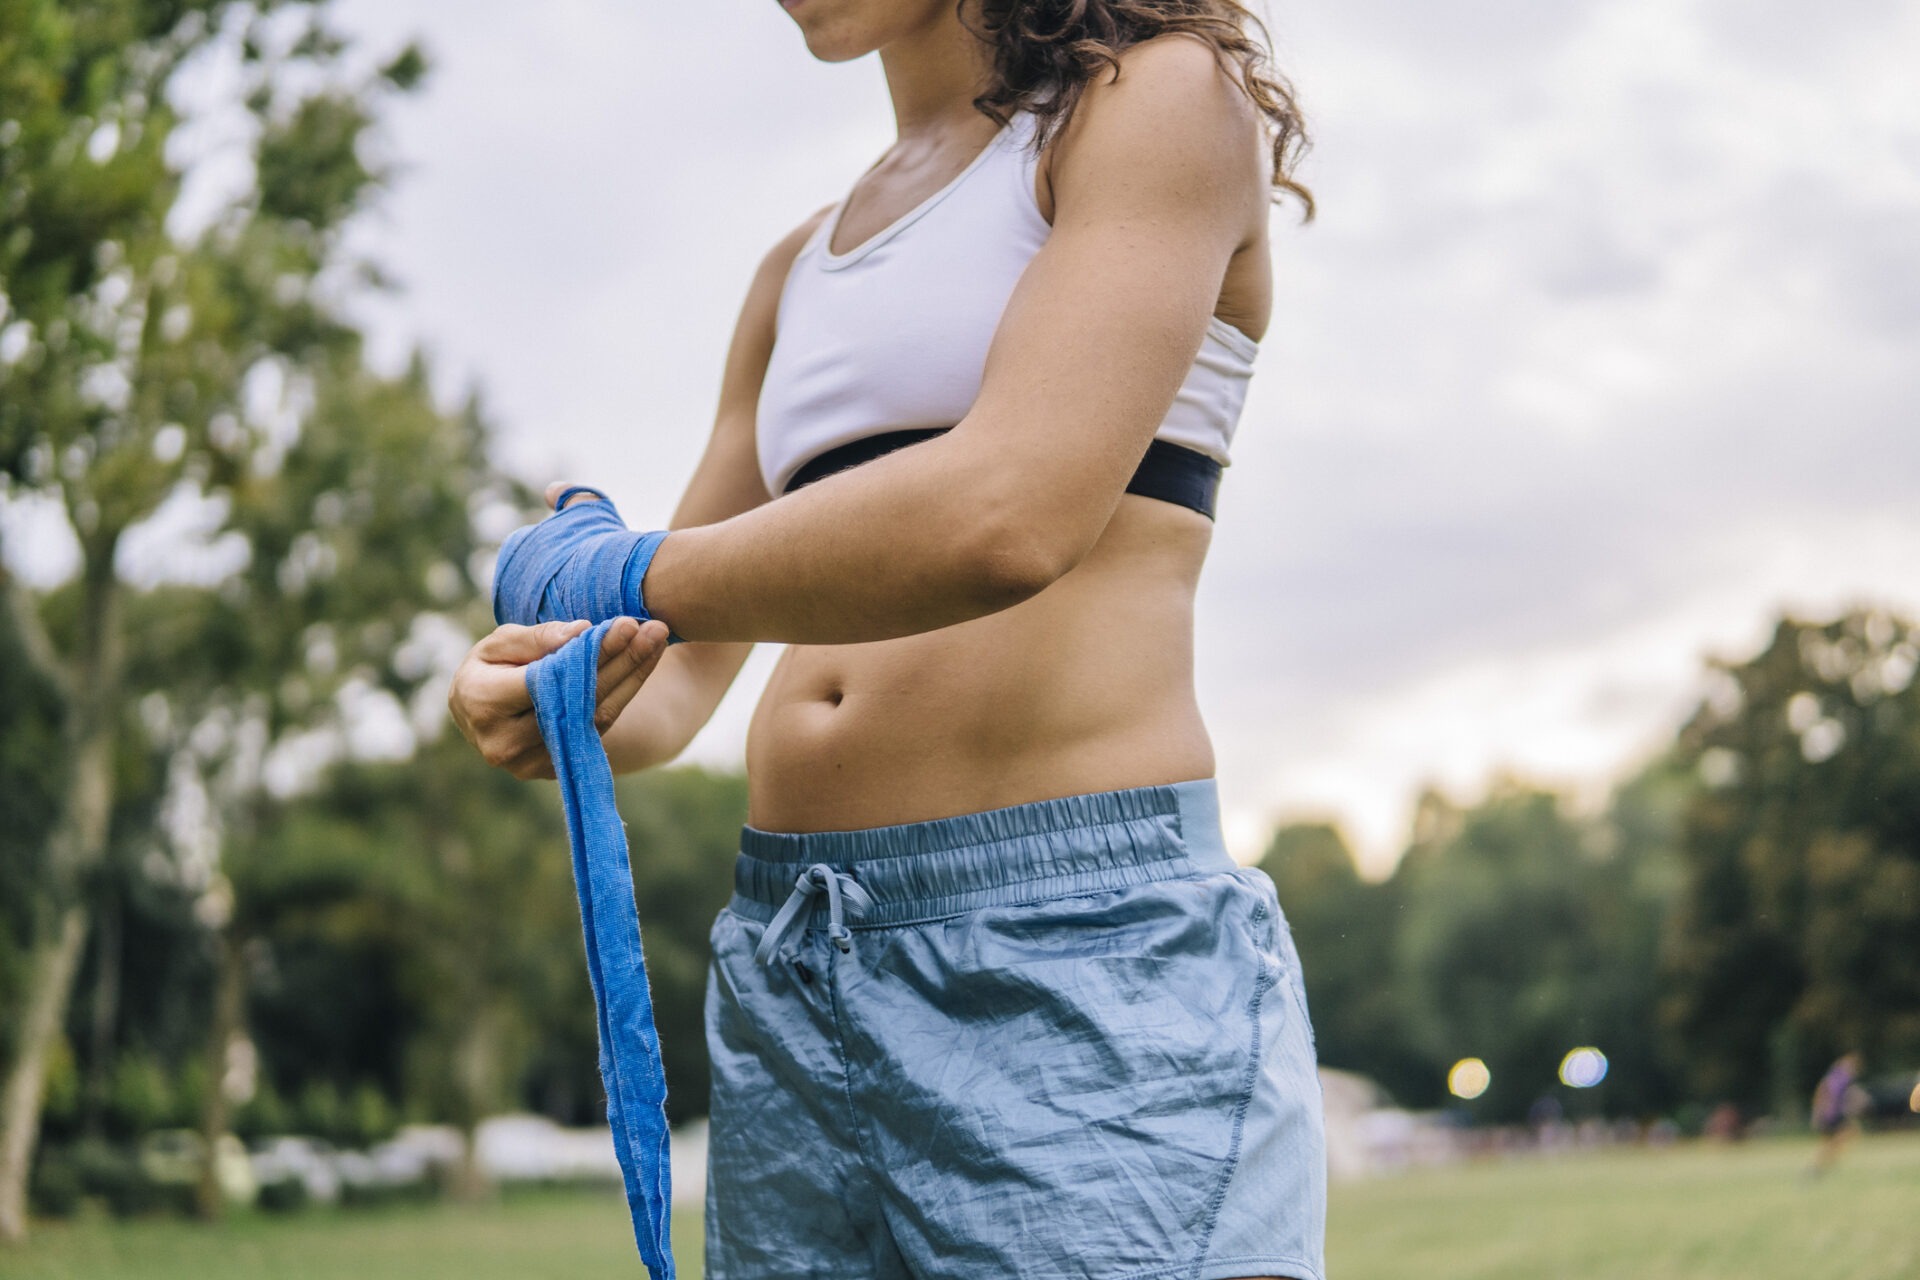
[448, 615, 670, 780]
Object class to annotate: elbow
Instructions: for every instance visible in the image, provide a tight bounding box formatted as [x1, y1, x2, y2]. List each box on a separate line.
[960, 495, 1086, 610]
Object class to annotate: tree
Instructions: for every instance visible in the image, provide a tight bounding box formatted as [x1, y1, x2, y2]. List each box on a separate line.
[1265, 775, 1685, 1121]
[0, 0, 430, 1236]
[234, 754, 747, 1183]
[617, 767, 751, 1124]
[139, 348, 516, 1215]
[1257, 822, 1434, 1108]
[1661, 607, 1920, 1116]
[1390, 781, 1680, 1122]
[0, 589, 67, 1084]
[233, 735, 582, 1198]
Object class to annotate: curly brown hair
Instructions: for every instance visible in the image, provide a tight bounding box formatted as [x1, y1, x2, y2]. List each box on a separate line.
[961, 0, 1314, 219]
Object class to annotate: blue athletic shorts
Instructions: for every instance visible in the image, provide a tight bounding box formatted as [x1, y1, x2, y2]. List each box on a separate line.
[703, 778, 1328, 1280]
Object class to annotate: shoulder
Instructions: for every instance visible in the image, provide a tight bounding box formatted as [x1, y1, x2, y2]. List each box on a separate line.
[1100, 30, 1256, 103]
[714, 203, 836, 405]
[1049, 33, 1264, 209]
[736, 202, 835, 336]
[1077, 32, 1260, 147]
[751, 203, 834, 293]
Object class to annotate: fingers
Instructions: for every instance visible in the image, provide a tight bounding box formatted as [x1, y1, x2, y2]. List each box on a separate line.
[593, 616, 643, 696]
[455, 611, 659, 777]
[594, 619, 671, 734]
[473, 618, 590, 665]
[449, 647, 547, 770]
[544, 481, 608, 511]
[504, 742, 558, 782]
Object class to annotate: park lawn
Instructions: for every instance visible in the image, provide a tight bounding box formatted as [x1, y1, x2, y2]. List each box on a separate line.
[5, 1186, 683, 1280]
[8, 1131, 1918, 1279]
[1327, 1130, 1920, 1280]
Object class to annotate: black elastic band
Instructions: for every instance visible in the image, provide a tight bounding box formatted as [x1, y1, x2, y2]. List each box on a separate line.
[782, 429, 1221, 520]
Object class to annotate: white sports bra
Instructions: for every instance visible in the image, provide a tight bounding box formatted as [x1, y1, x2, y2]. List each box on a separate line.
[755, 108, 1259, 508]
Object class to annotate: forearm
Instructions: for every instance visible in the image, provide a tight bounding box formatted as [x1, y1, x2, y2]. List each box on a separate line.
[599, 662, 699, 774]
[643, 431, 1092, 645]
[602, 640, 753, 773]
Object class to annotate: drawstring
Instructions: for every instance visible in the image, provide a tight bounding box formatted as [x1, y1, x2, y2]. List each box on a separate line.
[754, 863, 874, 966]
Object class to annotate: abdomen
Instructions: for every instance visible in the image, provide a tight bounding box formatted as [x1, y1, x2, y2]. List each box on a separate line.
[744, 497, 1217, 832]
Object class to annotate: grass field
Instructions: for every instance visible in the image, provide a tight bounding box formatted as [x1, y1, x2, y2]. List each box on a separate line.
[8, 1131, 1917, 1279]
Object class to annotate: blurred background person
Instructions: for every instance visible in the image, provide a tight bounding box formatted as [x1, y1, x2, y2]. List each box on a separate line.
[1806, 1052, 1868, 1179]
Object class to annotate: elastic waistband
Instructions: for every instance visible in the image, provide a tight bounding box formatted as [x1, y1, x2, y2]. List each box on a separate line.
[728, 778, 1234, 929]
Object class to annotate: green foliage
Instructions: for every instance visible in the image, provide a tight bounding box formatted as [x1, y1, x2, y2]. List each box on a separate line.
[28, 1133, 198, 1219]
[253, 1169, 308, 1213]
[35, 1035, 79, 1129]
[1661, 608, 1920, 1113]
[378, 42, 429, 93]
[255, 93, 374, 232]
[293, 1080, 342, 1146]
[1272, 604, 1920, 1124]
[232, 736, 748, 1137]
[24, 1141, 83, 1219]
[1398, 784, 1679, 1120]
[0, 588, 67, 1061]
[619, 767, 752, 1124]
[1265, 770, 1686, 1121]
[232, 1075, 290, 1141]
[1258, 823, 1430, 1106]
[0, 0, 499, 1232]
[104, 1047, 177, 1139]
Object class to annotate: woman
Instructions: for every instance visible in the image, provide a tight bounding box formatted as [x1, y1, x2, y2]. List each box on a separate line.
[449, 2, 1323, 1277]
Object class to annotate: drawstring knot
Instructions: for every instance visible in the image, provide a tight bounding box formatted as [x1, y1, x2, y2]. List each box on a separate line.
[754, 863, 874, 966]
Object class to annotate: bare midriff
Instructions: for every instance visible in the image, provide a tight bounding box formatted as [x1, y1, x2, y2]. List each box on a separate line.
[744, 493, 1215, 832]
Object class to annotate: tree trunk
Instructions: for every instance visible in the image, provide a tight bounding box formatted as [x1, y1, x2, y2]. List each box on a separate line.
[194, 927, 248, 1220]
[0, 539, 121, 1245]
[83, 889, 121, 1136]
[0, 906, 88, 1244]
[450, 1006, 501, 1203]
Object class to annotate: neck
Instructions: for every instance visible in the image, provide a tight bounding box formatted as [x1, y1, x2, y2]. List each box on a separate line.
[877, 8, 995, 142]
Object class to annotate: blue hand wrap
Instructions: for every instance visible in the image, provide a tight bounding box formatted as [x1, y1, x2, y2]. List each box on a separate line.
[491, 490, 676, 638]
[494, 491, 678, 1279]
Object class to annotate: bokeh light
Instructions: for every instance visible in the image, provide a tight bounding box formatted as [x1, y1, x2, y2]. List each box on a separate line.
[1909, 1081, 1919, 1113]
[1559, 1047, 1609, 1089]
[1448, 1057, 1491, 1100]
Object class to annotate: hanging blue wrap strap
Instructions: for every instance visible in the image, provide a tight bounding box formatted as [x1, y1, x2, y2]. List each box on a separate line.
[524, 621, 675, 1280]
[498, 492, 677, 1279]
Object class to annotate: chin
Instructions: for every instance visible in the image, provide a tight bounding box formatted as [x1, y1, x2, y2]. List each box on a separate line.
[780, 0, 946, 63]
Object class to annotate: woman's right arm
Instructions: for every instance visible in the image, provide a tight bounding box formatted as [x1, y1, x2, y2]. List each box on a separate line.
[448, 206, 831, 779]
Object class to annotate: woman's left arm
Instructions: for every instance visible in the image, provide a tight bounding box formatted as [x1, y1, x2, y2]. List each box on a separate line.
[646, 36, 1265, 644]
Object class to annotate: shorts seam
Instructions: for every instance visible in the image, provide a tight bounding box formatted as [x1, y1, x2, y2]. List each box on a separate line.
[851, 857, 1198, 927]
[1186, 900, 1275, 1280]
[826, 938, 950, 1274]
[741, 802, 1179, 864]
[736, 865, 1219, 935]
[1198, 1254, 1326, 1280]
[824, 951, 884, 1184]
[1111, 1250, 1321, 1280]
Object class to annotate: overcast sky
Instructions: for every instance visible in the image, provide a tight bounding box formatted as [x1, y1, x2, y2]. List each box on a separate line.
[146, 0, 1920, 871]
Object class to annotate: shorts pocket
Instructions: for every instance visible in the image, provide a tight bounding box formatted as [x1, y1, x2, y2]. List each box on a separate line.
[1234, 870, 1316, 1047]
[842, 876, 1273, 1278]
